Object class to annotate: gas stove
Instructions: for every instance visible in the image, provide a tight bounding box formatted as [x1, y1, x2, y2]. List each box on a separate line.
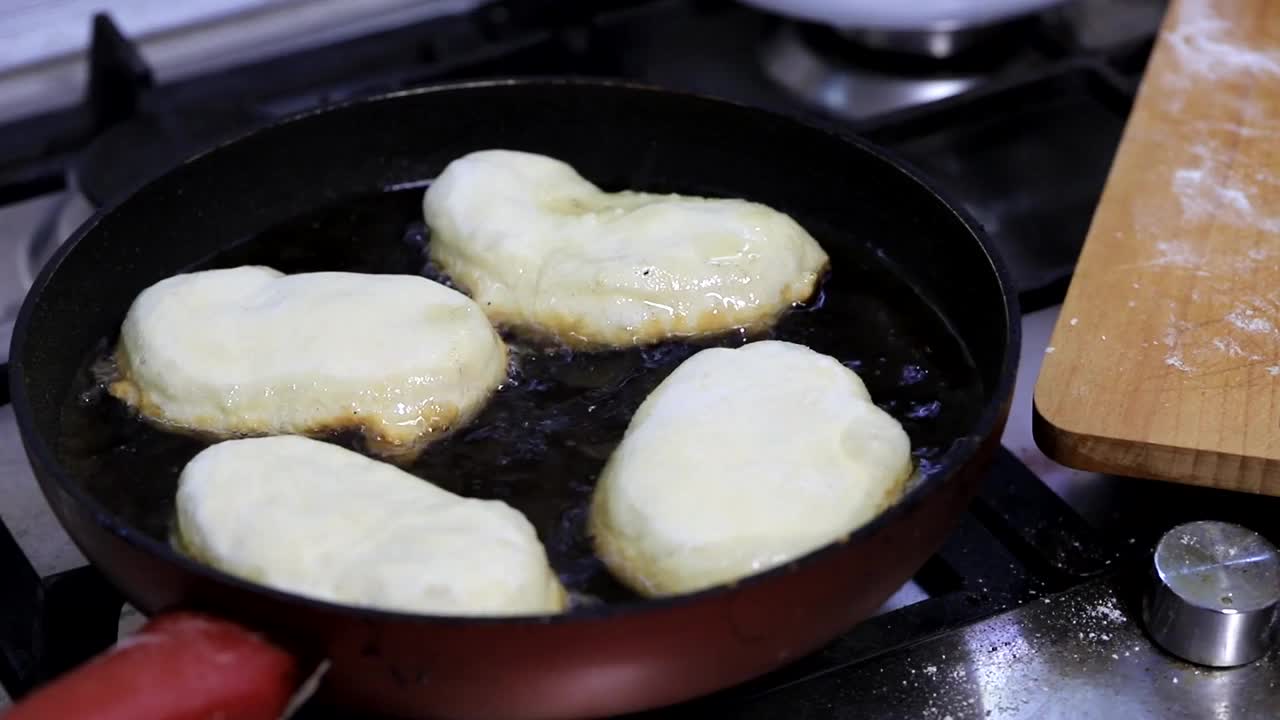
[4, 1, 1280, 718]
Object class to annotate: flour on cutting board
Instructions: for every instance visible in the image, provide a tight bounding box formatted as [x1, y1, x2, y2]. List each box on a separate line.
[1138, 239, 1275, 274]
[1165, 0, 1280, 80]
[1146, 239, 1205, 270]
[1147, 243, 1279, 374]
[1160, 297, 1278, 374]
[1136, 0, 1280, 376]
[1160, 0, 1280, 232]
[1226, 306, 1274, 334]
[1170, 141, 1280, 233]
[1151, 237, 1280, 379]
[1162, 316, 1195, 372]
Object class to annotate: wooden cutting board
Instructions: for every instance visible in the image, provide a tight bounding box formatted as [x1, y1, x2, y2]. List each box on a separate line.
[1034, 0, 1280, 494]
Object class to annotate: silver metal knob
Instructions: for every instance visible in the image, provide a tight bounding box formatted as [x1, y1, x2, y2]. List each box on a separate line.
[1144, 520, 1280, 667]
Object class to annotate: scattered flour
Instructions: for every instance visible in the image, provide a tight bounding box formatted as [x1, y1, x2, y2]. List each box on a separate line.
[1150, 239, 1205, 269]
[1156, 0, 1280, 256]
[1170, 143, 1280, 233]
[1165, 0, 1280, 80]
[1145, 240, 1278, 375]
[1226, 307, 1274, 334]
[1089, 598, 1126, 625]
[1157, 0, 1280, 231]
[1110, 0, 1280, 378]
[1161, 315, 1195, 372]
[1210, 336, 1260, 360]
[1163, 316, 1192, 349]
[1162, 304, 1276, 372]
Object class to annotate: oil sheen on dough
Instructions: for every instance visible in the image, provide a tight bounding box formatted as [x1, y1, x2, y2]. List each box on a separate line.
[177, 436, 567, 616]
[423, 150, 829, 347]
[109, 267, 507, 456]
[589, 340, 912, 596]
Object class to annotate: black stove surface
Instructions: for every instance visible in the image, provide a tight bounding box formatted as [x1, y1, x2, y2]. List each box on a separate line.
[0, 0, 1177, 716]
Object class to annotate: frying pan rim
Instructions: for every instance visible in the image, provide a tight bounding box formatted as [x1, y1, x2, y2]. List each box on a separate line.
[9, 76, 1021, 627]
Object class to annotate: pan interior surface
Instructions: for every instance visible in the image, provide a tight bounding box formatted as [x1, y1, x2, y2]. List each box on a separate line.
[55, 184, 984, 607]
[14, 81, 1014, 619]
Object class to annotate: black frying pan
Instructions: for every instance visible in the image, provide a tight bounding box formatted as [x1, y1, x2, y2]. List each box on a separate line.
[7, 79, 1018, 719]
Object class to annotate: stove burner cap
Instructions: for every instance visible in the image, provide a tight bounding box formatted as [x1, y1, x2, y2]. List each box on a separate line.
[1145, 520, 1280, 667]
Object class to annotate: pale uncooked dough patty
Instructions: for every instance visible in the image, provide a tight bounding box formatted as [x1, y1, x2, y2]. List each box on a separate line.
[110, 266, 507, 457]
[589, 340, 912, 596]
[423, 150, 829, 348]
[177, 435, 567, 616]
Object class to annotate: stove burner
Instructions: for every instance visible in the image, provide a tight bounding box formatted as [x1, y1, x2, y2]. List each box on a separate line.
[760, 26, 977, 121]
[759, 20, 1036, 121]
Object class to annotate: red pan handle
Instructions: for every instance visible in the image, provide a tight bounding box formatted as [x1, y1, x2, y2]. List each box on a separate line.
[3, 612, 300, 720]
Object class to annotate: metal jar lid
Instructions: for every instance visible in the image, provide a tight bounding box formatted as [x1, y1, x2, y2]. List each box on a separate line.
[1144, 521, 1280, 667]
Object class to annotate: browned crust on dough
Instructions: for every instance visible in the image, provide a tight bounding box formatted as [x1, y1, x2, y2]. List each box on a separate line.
[107, 346, 491, 463]
[440, 262, 831, 351]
